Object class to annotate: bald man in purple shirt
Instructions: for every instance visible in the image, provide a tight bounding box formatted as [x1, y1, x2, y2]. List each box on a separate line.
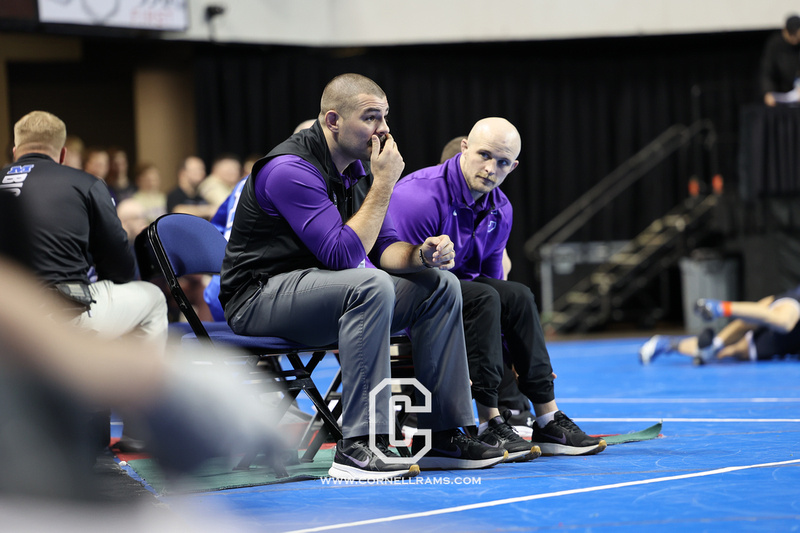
[219, 74, 506, 481]
[389, 117, 606, 458]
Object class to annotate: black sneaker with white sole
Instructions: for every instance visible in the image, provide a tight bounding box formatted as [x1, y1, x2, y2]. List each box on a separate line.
[530, 411, 607, 456]
[328, 437, 419, 480]
[413, 428, 507, 470]
[478, 411, 541, 462]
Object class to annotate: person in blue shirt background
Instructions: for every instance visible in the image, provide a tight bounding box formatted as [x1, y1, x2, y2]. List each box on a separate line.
[203, 120, 315, 321]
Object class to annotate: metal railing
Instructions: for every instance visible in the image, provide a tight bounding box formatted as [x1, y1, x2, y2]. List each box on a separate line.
[524, 119, 717, 262]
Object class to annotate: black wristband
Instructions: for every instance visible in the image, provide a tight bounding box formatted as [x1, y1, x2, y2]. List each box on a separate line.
[419, 247, 434, 268]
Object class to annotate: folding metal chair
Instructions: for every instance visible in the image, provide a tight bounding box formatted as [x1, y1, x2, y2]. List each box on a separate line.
[296, 336, 414, 461]
[136, 213, 343, 465]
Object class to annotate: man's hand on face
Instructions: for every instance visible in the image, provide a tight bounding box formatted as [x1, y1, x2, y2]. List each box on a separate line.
[370, 133, 404, 188]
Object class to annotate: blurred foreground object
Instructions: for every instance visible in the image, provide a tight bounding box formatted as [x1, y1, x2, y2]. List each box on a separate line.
[0, 257, 284, 499]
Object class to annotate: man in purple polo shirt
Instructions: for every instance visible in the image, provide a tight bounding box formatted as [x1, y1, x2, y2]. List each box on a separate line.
[219, 74, 507, 481]
[389, 117, 606, 458]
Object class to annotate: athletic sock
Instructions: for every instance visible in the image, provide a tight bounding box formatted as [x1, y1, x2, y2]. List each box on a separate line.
[535, 410, 557, 428]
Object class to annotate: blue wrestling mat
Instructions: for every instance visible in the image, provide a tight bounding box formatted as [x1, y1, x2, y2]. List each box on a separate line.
[157, 337, 800, 532]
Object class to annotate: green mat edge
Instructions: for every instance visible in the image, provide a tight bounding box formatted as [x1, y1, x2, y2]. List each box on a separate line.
[125, 423, 664, 493]
[601, 421, 663, 445]
[126, 448, 335, 494]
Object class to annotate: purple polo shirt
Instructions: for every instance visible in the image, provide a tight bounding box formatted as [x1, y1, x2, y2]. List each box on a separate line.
[254, 155, 400, 270]
[389, 153, 512, 280]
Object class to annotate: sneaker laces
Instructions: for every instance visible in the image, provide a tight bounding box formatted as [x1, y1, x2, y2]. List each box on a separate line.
[554, 412, 581, 433]
[448, 429, 473, 447]
[491, 418, 521, 441]
[373, 435, 394, 456]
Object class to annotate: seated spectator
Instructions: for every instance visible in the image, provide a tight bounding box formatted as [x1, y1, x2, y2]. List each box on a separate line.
[440, 134, 527, 426]
[160, 155, 217, 321]
[389, 117, 606, 458]
[203, 176, 247, 321]
[440, 135, 513, 280]
[3, 111, 169, 455]
[242, 153, 261, 180]
[203, 120, 318, 320]
[640, 288, 800, 364]
[3, 110, 168, 343]
[167, 155, 216, 219]
[64, 134, 84, 170]
[219, 75, 507, 479]
[116, 197, 149, 244]
[132, 162, 167, 224]
[83, 146, 110, 181]
[198, 153, 242, 210]
[107, 146, 136, 201]
[83, 146, 122, 204]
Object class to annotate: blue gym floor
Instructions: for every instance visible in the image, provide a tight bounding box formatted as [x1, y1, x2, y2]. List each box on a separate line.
[158, 337, 800, 532]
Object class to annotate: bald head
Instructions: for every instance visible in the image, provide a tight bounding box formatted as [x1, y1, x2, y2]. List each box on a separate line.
[459, 117, 521, 200]
[13, 111, 67, 161]
[319, 73, 386, 122]
[466, 117, 521, 159]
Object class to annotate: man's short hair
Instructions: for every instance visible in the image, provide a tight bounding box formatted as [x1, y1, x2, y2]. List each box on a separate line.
[440, 136, 467, 164]
[14, 111, 67, 154]
[178, 154, 204, 174]
[786, 14, 800, 34]
[319, 74, 386, 121]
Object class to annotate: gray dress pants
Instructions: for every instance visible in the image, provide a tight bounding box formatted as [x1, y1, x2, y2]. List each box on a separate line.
[228, 267, 475, 438]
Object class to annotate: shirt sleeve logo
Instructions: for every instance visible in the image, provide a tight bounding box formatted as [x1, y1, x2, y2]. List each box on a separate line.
[1, 164, 33, 196]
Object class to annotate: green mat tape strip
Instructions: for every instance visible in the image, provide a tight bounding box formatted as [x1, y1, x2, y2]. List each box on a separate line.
[599, 422, 663, 445]
[127, 448, 335, 494]
[127, 423, 664, 493]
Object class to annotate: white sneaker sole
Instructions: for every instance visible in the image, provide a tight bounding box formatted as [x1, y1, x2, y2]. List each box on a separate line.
[327, 463, 420, 480]
[533, 439, 607, 456]
[478, 438, 539, 462]
[417, 450, 508, 470]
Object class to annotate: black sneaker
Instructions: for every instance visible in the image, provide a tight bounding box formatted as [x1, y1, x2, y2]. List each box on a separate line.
[328, 437, 420, 480]
[530, 411, 607, 456]
[413, 428, 508, 470]
[478, 412, 541, 462]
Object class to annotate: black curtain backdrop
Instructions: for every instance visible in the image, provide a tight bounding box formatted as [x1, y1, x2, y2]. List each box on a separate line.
[192, 31, 766, 292]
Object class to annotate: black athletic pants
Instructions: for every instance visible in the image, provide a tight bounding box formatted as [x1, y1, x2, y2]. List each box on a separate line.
[460, 278, 555, 408]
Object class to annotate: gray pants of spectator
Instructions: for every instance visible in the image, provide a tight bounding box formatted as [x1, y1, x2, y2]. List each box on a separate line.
[229, 267, 475, 439]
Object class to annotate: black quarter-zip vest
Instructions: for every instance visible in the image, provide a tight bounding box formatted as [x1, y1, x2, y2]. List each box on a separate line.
[219, 121, 373, 317]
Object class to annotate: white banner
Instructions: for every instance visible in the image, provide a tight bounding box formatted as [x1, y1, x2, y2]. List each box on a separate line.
[38, 0, 188, 31]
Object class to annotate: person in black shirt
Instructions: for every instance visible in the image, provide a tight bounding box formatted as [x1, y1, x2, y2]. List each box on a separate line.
[760, 14, 800, 106]
[167, 155, 216, 219]
[1, 110, 167, 345]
